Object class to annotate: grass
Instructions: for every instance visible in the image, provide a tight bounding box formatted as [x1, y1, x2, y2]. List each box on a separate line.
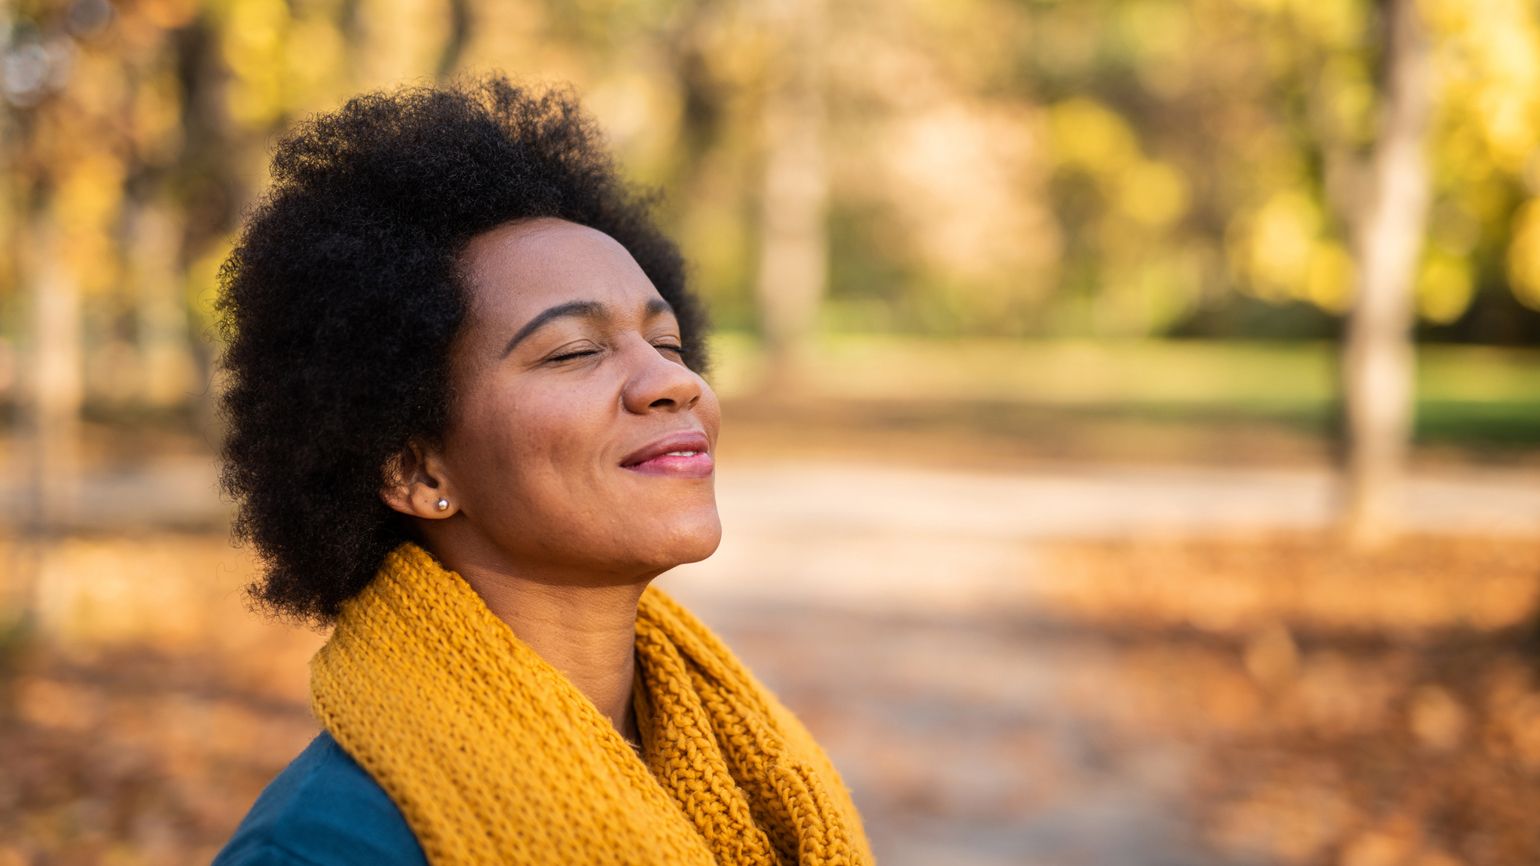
[706, 333, 1540, 450]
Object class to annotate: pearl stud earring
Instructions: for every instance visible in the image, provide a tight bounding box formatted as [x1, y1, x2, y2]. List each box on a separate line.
[435, 497, 449, 512]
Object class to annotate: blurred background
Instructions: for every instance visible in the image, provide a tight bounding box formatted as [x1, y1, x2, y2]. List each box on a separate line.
[2, 0, 1540, 863]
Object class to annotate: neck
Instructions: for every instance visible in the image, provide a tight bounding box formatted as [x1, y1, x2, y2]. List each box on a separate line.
[432, 543, 649, 744]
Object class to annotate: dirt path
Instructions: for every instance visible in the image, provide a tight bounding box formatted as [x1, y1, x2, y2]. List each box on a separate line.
[7, 452, 1537, 537]
[649, 457, 1540, 865]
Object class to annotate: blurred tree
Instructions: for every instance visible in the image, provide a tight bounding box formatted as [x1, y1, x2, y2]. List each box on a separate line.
[752, 0, 827, 387]
[1339, 0, 1431, 546]
[1, 0, 111, 624]
[2, 0, 1538, 519]
[981, 0, 1540, 343]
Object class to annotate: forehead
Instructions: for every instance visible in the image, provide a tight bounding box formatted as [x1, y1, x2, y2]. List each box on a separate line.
[458, 217, 664, 325]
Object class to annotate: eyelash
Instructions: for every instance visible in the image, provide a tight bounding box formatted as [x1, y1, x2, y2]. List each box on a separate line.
[548, 343, 684, 363]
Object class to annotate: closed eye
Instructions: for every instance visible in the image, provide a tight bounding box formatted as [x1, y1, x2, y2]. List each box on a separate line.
[547, 349, 601, 363]
[546, 342, 682, 364]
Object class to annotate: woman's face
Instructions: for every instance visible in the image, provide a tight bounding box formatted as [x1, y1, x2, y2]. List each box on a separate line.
[429, 217, 721, 583]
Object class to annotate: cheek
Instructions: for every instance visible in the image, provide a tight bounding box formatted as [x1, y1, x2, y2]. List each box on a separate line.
[448, 383, 608, 510]
[699, 380, 722, 434]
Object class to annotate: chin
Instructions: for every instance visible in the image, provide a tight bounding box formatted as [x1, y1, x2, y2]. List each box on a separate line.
[646, 509, 723, 569]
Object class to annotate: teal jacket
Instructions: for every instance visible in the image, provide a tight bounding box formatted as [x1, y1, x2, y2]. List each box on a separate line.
[212, 731, 427, 866]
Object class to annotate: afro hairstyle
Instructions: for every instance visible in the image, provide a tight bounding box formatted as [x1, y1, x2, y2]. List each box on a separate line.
[216, 74, 711, 624]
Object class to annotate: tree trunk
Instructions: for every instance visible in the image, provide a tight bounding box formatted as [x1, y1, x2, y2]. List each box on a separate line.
[1340, 0, 1432, 548]
[173, 14, 244, 440]
[129, 200, 197, 408]
[752, 0, 827, 391]
[10, 203, 83, 629]
[436, 0, 472, 80]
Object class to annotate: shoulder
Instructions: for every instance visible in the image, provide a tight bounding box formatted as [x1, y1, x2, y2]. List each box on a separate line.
[212, 731, 427, 866]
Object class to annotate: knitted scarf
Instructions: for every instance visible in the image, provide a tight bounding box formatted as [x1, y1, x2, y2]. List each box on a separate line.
[309, 541, 876, 866]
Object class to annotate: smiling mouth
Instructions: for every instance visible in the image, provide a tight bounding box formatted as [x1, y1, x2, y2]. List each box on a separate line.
[622, 450, 714, 478]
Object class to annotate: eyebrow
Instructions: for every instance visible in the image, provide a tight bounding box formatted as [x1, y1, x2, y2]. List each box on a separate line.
[500, 297, 675, 357]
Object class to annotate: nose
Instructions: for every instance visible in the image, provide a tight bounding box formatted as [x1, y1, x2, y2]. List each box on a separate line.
[619, 336, 704, 414]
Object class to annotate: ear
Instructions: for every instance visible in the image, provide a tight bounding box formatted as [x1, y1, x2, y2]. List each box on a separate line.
[380, 439, 458, 519]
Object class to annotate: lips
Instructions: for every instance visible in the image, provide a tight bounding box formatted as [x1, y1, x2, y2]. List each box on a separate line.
[620, 430, 713, 478]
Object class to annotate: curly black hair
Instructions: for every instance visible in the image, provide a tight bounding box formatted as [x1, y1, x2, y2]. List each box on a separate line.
[216, 74, 711, 625]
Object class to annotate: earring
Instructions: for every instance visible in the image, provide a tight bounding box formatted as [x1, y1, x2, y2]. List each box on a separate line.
[435, 497, 449, 512]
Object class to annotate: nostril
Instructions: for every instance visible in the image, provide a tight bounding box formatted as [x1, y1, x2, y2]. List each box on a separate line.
[622, 345, 704, 413]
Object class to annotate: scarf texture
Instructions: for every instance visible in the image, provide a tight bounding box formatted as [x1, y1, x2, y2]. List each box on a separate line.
[309, 541, 876, 866]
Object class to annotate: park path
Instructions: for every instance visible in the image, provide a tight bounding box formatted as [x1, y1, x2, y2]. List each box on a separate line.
[656, 458, 1540, 866]
[6, 452, 1538, 537]
[667, 457, 1540, 611]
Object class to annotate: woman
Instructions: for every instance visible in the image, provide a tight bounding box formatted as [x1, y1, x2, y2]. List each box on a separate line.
[210, 75, 874, 866]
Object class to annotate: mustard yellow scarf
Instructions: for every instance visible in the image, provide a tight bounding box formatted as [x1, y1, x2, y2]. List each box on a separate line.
[309, 541, 876, 866]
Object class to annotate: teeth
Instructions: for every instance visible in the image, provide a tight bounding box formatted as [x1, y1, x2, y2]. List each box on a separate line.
[664, 450, 699, 457]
